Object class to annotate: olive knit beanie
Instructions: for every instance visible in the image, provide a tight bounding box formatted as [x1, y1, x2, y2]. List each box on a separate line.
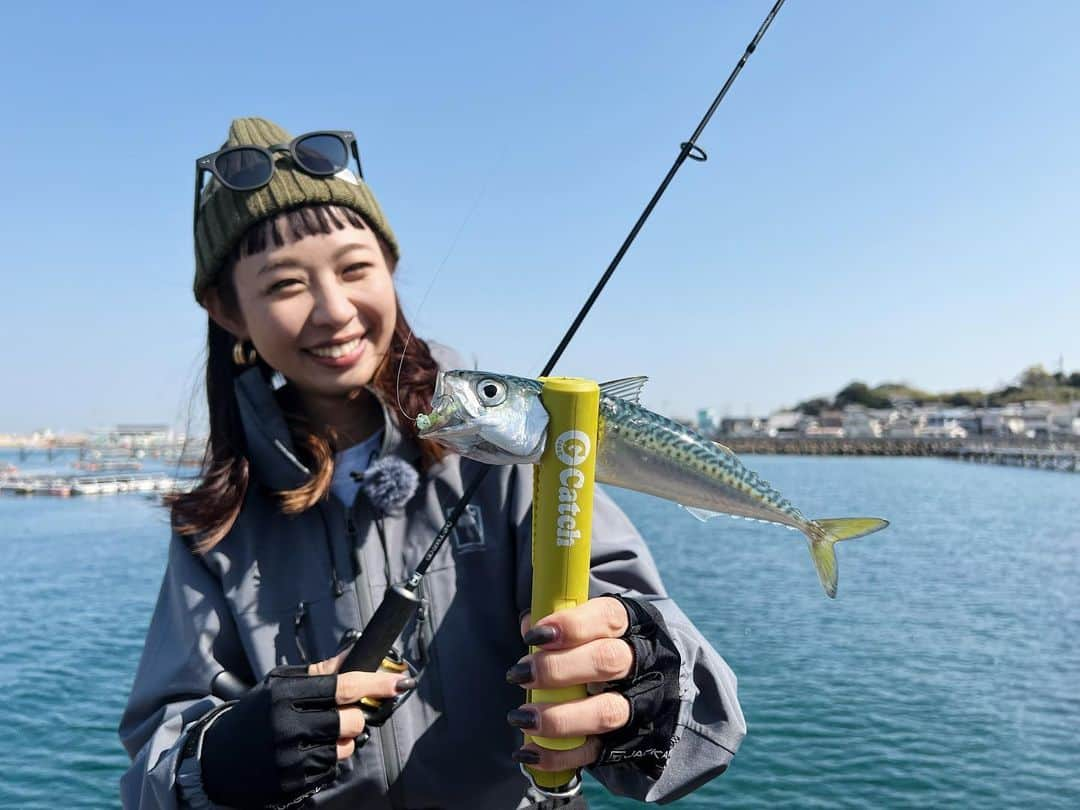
[192, 117, 399, 301]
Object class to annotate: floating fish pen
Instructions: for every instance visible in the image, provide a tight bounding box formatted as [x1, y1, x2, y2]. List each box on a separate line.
[940, 446, 1079, 473]
[0, 473, 197, 497]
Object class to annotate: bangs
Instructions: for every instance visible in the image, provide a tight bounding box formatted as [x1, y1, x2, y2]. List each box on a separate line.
[233, 204, 368, 260]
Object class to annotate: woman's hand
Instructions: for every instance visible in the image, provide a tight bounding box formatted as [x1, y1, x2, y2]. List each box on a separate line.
[309, 646, 414, 760]
[506, 596, 634, 771]
[200, 646, 413, 809]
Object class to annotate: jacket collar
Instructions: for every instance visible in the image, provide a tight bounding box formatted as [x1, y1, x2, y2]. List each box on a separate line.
[233, 367, 421, 492]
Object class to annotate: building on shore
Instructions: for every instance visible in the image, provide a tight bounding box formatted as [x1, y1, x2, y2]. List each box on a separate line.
[840, 406, 881, 439]
[696, 408, 719, 436]
[765, 410, 802, 437]
[719, 416, 763, 438]
[101, 424, 179, 449]
[712, 400, 1080, 442]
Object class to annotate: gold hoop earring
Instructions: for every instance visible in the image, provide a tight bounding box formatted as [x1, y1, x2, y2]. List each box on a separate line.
[232, 340, 257, 366]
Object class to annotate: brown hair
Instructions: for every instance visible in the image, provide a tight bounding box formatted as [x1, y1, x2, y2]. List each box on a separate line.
[170, 204, 444, 552]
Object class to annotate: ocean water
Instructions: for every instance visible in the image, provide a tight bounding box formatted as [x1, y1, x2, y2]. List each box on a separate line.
[0, 452, 1077, 808]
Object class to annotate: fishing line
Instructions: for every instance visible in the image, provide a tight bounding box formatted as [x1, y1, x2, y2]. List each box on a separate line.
[394, 142, 510, 421]
[348, 0, 788, 670]
[429, 0, 788, 564]
[538, 0, 785, 378]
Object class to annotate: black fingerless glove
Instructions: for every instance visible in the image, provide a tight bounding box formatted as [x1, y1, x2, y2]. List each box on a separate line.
[595, 594, 682, 780]
[200, 665, 340, 809]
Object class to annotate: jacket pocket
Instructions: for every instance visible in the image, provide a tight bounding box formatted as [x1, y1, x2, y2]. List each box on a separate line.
[421, 559, 524, 743]
[234, 589, 362, 675]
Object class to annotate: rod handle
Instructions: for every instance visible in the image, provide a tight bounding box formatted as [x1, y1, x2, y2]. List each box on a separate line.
[340, 583, 421, 673]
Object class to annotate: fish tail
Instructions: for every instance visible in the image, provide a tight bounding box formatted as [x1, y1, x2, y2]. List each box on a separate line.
[805, 517, 890, 598]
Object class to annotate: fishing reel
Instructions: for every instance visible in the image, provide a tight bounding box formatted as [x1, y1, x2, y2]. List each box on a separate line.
[361, 647, 417, 723]
[352, 646, 419, 747]
[338, 583, 427, 746]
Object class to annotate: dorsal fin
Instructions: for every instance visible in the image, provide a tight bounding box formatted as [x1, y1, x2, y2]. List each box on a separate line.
[598, 376, 648, 404]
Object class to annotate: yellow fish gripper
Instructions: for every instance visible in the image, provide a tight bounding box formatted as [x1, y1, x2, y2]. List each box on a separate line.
[524, 377, 600, 794]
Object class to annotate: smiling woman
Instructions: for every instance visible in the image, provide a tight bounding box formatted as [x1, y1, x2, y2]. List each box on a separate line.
[208, 222, 400, 440]
[118, 117, 745, 810]
[171, 198, 444, 550]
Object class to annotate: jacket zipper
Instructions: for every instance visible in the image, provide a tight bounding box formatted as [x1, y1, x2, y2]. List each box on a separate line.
[415, 577, 431, 666]
[347, 504, 404, 809]
[373, 515, 429, 667]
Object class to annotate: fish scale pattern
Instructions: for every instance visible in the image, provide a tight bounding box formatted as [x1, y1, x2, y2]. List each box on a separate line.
[498, 373, 808, 526]
[598, 395, 808, 525]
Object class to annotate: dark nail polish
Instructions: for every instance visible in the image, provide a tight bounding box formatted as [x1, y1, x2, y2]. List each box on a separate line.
[506, 708, 538, 730]
[511, 748, 541, 765]
[505, 661, 534, 685]
[394, 677, 416, 694]
[522, 625, 559, 646]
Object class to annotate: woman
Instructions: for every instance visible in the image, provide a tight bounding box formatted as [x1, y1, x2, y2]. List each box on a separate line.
[119, 117, 745, 809]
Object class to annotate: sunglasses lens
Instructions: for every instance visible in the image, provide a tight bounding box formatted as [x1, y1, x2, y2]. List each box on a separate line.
[215, 148, 272, 190]
[294, 134, 348, 175]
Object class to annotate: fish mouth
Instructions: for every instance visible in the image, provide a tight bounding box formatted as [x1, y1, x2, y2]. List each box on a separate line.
[416, 372, 469, 437]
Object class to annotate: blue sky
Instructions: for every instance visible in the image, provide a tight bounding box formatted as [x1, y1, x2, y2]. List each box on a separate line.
[1, 1, 1077, 433]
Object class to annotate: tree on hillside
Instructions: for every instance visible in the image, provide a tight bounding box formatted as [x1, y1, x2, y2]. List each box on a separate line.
[946, 392, 978, 406]
[1068, 372, 1080, 387]
[1020, 364, 1053, 389]
[989, 385, 1023, 406]
[794, 397, 830, 416]
[835, 382, 891, 409]
[874, 382, 935, 404]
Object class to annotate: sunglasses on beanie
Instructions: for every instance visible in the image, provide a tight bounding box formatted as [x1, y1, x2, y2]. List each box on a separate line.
[193, 130, 363, 226]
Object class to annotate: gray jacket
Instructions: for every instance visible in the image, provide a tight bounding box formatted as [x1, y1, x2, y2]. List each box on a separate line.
[119, 365, 746, 809]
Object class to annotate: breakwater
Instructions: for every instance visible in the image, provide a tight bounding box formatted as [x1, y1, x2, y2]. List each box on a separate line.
[719, 436, 1080, 471]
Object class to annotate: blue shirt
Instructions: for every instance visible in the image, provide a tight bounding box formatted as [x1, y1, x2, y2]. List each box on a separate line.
[329, 430, 384, 507]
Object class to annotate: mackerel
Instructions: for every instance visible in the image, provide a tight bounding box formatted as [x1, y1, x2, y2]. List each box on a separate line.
[417, 371, 888, 597]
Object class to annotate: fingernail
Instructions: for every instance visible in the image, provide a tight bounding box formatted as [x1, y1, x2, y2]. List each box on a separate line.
[522, 625, 559, 646]
[394, 677, 416, 694]
[336, 628, 361, 654]
[506, 708, 538, 730]
[511, 748, 541, 764]
[505, 660, 534, 685]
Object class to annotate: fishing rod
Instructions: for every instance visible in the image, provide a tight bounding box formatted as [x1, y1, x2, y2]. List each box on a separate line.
[340, 0, 787, 707]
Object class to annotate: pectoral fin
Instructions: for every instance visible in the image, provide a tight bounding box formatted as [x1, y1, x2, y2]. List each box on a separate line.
[681, 505, 723, 522]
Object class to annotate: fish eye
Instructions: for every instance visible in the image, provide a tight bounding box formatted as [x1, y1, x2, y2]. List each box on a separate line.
[476, 378, 507, 406]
